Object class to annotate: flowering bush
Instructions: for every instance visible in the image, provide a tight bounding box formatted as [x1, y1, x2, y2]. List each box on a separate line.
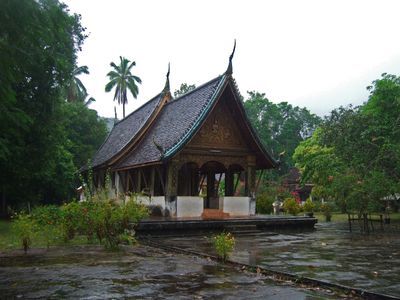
[283, 198, 300, 215]
[213, 232, 235, 261]
[31, 205, 63, 248]
[303, 198, 316, 213]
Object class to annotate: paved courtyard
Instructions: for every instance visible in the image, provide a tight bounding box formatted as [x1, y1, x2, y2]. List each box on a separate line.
[158, 221, 400, 298]
[0, 244, 339, 299]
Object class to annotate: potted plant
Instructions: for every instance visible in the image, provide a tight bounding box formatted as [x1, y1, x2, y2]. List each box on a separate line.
[303, 198, 315, 217]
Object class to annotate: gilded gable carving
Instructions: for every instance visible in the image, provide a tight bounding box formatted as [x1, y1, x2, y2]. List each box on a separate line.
[188, 103, 247, 150]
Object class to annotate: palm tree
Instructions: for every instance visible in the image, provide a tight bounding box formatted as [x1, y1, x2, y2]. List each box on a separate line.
[66, 66, 89, 102]
[105, 56, 142, 118]
[66, 65, 96, 106]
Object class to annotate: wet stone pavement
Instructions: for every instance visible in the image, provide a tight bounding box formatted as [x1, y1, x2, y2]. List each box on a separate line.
[0, 245, 338, 299]
[156, 221, 400, 298]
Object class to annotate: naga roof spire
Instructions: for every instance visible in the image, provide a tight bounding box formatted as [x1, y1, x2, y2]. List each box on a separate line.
[225, 39, 236, 76]
[162, 62, 172, 102]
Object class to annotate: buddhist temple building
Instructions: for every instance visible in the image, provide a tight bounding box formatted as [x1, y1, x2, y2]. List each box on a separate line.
[86, 45, 278, 218]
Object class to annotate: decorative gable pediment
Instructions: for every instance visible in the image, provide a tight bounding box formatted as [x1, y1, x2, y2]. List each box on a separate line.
[187, 100, 248, 151]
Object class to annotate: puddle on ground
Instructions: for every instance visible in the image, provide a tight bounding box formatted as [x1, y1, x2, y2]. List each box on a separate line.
[155, 221, 400, 298]
[0, 245, 338, 299]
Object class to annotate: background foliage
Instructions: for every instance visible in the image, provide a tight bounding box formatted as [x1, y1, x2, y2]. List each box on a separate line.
[0, 0, 107, 210]
[293, 73, 400, 214]
[243, 91, 321, 177]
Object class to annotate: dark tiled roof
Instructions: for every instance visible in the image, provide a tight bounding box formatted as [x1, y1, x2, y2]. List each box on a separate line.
[116, 75, 224, 168]
[91, 94, 162, 168]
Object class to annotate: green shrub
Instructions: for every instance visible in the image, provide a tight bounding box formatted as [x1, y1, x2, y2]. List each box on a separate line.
[60, 201, 83, 241]
[283, 198, 300, 215]
[32, 205, 62, 226]
[108, 199, 148, 248]
[303, 198, 316, 213]
[31, 205, 63, 248]
[256, 192, 275, 214]
[320, 202, 333, 222]
[213, 232, 235, 261]
[12, 213, 37, 253]
[9, 190, 149, 251]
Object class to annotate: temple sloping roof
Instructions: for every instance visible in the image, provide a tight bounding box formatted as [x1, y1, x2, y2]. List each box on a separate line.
[91, 94, 163, 168]
[112, 73, 277, 170]
[115, 75, 223, 169]
[89, 57, 278, 171]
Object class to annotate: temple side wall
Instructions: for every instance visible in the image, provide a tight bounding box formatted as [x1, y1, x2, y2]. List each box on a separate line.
[176, 196, 203, 218]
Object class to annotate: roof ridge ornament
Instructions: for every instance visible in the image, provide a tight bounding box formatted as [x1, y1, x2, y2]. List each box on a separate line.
[162, 63, 172, 102]
[225, 39, 236, 75]
[163, 62, 170, 92]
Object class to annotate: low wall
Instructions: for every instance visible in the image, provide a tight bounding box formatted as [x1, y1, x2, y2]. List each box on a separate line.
[136, 196, 165, 210]
[177, 196, 204, 218]
[222, 197, 250, 216]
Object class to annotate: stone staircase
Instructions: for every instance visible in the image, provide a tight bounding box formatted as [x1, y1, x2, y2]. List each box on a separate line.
[202, 209, 230, 219]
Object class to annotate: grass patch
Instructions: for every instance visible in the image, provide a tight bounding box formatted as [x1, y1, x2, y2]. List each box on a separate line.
[0, 220, 16, 250]
[0, 219, 90, 252]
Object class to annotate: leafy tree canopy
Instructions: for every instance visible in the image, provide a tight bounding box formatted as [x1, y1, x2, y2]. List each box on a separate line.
[174, 83, 196, 98]
[293, 73, 400, 214]
[244, 91, 321, 176]
[105, 56, 142, 118]
[0, 0, 107, 209]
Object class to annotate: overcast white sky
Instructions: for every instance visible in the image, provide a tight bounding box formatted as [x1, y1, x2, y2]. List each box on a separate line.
[64, 0, 400, 118]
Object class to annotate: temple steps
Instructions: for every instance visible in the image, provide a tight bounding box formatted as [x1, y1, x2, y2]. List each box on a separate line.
[202, 209, 230, 219]
[222, 224, 261, 234]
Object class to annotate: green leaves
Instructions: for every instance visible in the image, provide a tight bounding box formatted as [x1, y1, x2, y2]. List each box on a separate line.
[0, 0, 106, 208]
[105, 56, 142, 118]
[293, 73, 400, 214]
[244, 91, 321, 176]
[213, 232, 235, 261]
[174, 83, 196, 98]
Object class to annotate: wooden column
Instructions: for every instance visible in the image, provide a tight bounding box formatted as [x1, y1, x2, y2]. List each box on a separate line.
[165, 160, 179, 217]
[191, 168, 199, 196]
[126, 172, 131, 193]
[225, 170, 234, 196]
[135, 169, 141, 193]
[166, 160, 179, 197]
[150, 167, 155, 196]
[206, 171, 215, 208]
[246, 156, 256, 197]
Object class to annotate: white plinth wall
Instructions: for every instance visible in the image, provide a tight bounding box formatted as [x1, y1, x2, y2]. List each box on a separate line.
[176, 196, 204, 218]
[121, 195, 254, 218]
[135, 196, 165, 211]
[222, 196, 252, 216]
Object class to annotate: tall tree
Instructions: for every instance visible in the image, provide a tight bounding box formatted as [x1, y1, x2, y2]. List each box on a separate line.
[105, 56, 142, 118]
[244, 91, 321, 175]
[66, 66, 87, 102]
[0, 0, 87, 208]
[62, 102, 108, 168]
[65, 65, 96, 106]
[294, 73, 400, 214]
